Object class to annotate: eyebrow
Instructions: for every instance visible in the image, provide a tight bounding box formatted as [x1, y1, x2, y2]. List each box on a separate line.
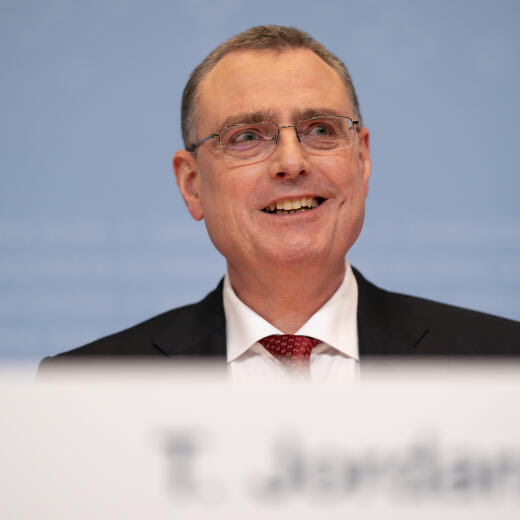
[219, 110, 275, 129]
[217, 107, 347, 129]
[296, 107, 345, 120]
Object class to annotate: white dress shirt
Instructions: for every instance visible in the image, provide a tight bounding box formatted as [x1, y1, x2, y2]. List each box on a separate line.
[224, 261, 360, 384]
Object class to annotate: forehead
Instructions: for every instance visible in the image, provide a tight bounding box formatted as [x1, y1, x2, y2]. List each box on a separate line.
[196, 49, 352, 132]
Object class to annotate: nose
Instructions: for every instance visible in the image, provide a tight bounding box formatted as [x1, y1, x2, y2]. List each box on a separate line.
[268, 125, 310, 180]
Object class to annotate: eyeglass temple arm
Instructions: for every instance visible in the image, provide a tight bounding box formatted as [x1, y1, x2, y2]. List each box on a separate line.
[186, 133, 219, 152]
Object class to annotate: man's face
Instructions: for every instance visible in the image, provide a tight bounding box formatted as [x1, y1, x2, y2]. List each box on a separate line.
[175, 49, 371, 277]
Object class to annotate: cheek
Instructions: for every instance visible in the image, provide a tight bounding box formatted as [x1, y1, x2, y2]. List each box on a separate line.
[218, 164, 265, 211]
[315, 154, 358, 190]
[198, 166, 257, 231]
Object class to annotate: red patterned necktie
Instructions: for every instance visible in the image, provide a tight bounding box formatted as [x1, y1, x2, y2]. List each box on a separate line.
[259, 335, 321, 372]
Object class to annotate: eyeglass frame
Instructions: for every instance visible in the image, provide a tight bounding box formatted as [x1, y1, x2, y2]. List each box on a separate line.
[185, 115, 361, 154]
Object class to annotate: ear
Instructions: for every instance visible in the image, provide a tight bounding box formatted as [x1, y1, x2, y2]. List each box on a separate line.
[357, 126, 371, 196]
[173, 150, 204, 221]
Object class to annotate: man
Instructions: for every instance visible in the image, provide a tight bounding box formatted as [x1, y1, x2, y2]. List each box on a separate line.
[40, 26, 520, 380]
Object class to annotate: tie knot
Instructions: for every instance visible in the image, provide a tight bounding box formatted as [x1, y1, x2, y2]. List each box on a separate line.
[259, 334, 320, 371]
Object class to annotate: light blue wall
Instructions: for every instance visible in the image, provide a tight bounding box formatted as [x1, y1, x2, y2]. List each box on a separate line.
[1, 0, 519, 361]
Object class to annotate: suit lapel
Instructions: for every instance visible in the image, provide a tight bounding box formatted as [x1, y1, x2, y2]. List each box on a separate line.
[353, 267, 429, 356]
[152, 280, 227, 357]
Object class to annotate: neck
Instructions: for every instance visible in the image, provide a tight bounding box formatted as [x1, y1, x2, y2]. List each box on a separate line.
[227, 260, 346, 333]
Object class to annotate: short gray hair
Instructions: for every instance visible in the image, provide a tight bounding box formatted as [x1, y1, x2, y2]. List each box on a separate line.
[181, 25, 363, 150]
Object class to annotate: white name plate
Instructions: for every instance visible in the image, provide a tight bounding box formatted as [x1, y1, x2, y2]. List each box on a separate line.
[1, 360, 520, 519]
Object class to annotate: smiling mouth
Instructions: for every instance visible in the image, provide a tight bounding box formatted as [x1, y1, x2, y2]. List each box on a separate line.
[262, 197, 325, 215]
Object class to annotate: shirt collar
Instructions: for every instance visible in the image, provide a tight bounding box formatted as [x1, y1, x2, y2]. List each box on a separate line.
[223, 261, 359, 362]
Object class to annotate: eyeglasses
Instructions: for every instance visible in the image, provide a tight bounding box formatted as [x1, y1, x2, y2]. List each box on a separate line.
[186, 115, 360, 162]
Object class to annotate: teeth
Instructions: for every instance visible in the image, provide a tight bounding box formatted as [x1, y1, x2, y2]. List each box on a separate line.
[264, 197, 321, 213]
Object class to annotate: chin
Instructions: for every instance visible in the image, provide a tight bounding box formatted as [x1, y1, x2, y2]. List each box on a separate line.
[265, 240, 328, 268]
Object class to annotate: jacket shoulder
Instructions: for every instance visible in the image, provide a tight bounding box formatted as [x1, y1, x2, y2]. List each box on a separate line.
[39, 281, 225, 368]
[353, 267, 520, 355]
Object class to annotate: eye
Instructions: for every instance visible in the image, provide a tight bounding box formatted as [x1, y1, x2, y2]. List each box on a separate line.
[231, 129, 261, 143]
[306, 122, 336, 137]
[222, 125, 273, 148]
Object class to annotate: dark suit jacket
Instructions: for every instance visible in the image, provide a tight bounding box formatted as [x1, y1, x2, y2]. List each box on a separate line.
[39, 268, 520, 368]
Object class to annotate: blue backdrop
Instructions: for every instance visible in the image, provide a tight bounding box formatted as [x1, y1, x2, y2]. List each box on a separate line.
[1, 0, 519, 363]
